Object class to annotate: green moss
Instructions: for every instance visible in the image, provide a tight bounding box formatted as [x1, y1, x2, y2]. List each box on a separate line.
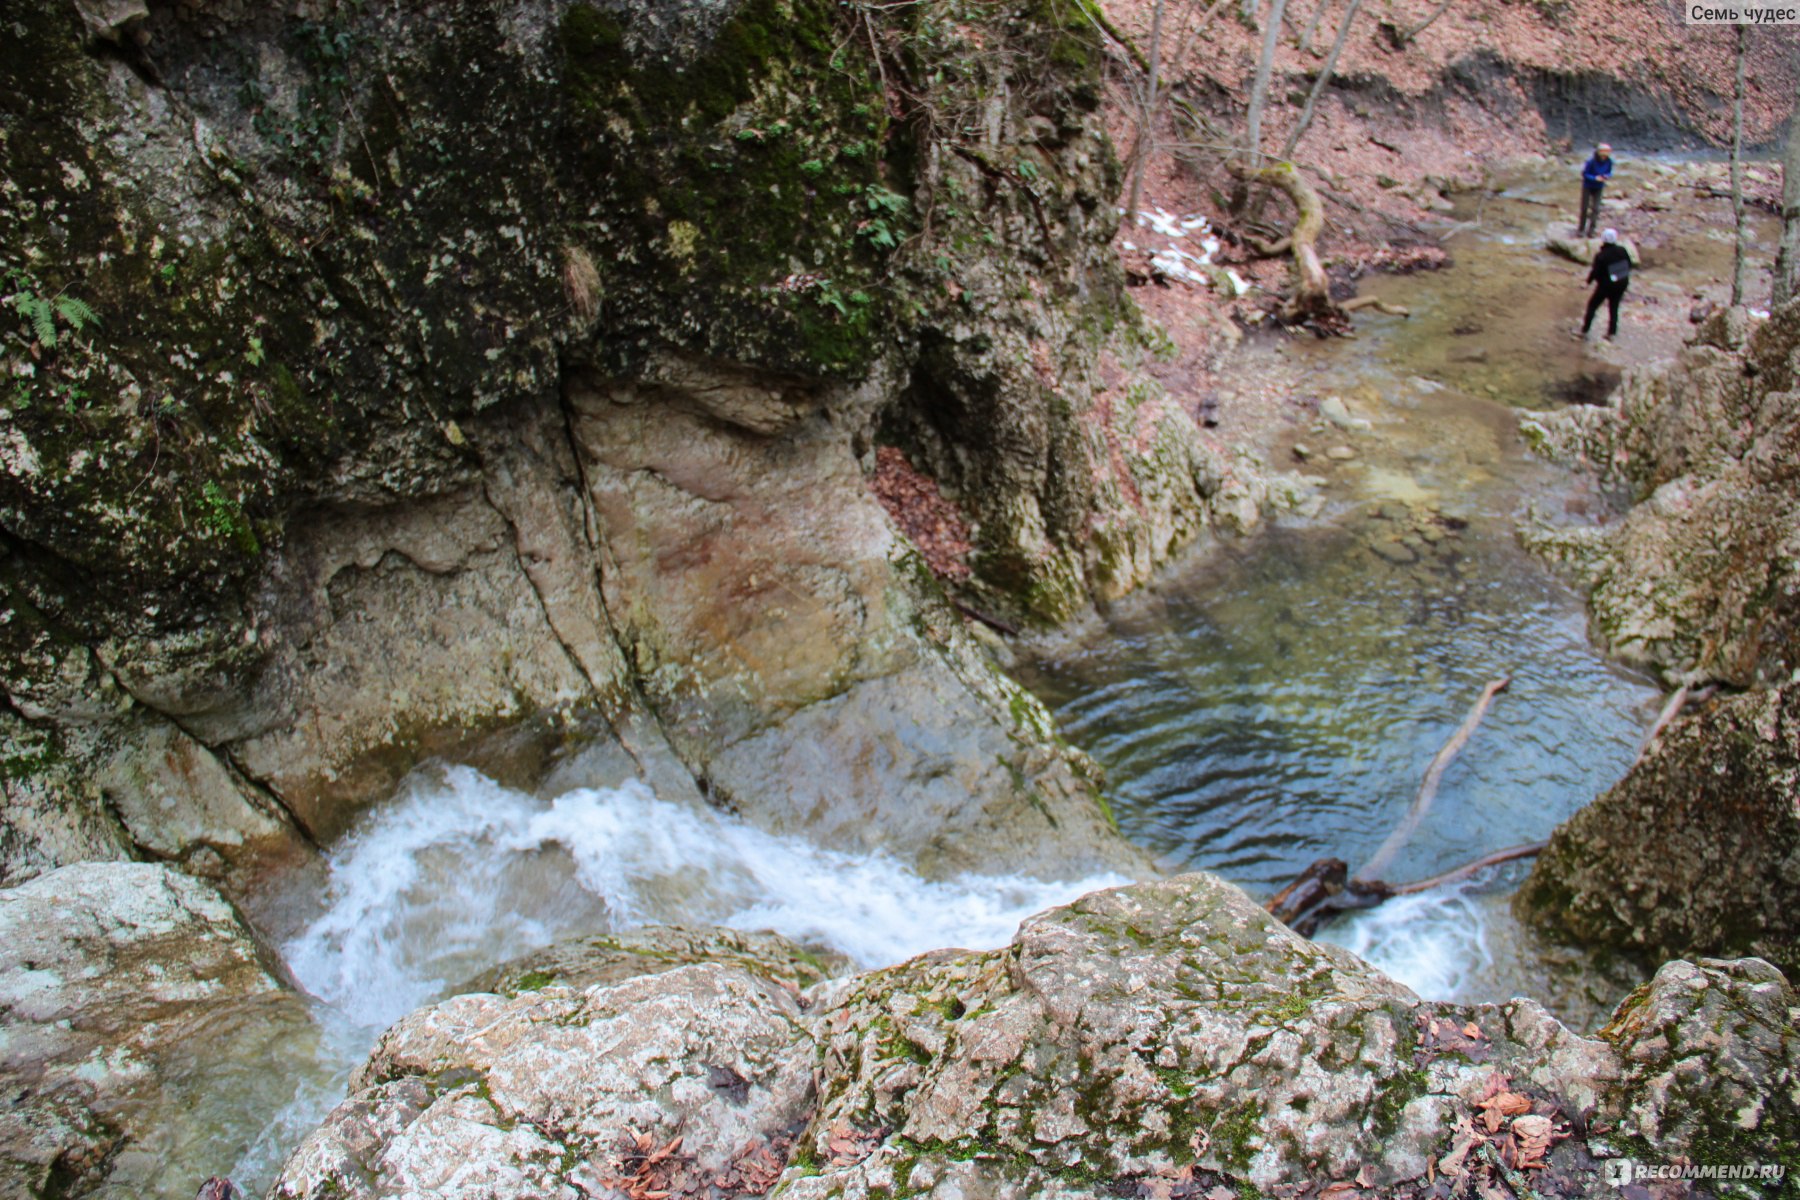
[1371, 1068, 1430, 1141]
[557, 0, 904, 377]
[511, 969, 558, 993]
[1210, 1101, 1263, 1173]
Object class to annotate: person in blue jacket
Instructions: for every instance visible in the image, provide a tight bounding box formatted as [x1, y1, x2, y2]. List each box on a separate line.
[1577, 143, 1613, 238]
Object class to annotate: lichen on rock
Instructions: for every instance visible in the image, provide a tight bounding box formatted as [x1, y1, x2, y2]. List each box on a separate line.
[269, 875, 1800, 1200]
[1518, 302, 1800, 977]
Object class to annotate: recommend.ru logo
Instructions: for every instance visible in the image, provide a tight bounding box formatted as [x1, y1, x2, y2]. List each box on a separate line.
[1605, 1157, 1788, 1186]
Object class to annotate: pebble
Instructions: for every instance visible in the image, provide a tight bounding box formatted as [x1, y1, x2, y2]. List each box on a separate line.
[1326, 445, 1358, 461]
[1370, 540, 1418, 564]
[1320, 396, 1373, 432]
[1292, 443, 1313, 460]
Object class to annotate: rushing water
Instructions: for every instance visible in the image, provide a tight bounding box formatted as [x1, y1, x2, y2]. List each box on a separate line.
[222, 765, 1130, 1193]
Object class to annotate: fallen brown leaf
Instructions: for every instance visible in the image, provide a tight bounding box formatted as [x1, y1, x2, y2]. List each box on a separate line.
[1477, 1091, 1532, 1134]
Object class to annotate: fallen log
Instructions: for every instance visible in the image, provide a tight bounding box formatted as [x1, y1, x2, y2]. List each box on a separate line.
[1268, 842, 1549, 938]
[1354, 677, 1510, 883]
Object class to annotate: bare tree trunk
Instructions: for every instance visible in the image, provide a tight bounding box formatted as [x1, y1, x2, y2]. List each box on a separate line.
[1777, 104, 1800, 308]
[1278, 0, 1363, 163]
[1298, 0, 1329, 53]
[1124, 0, 1166, 222]
[1731, 23, 1750, 307]
[1242, 0, 1292, 171]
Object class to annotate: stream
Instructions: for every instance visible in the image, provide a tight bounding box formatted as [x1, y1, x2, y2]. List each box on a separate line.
[1021, 152, 1775, 1029]
[141, 156, 1773, 1199]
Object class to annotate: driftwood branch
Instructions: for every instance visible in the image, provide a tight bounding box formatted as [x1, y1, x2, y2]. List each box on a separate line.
[952, 600, 1021, 638]
[1267, 841, 1548, 938]
[1355, 677, 1510, 883]
[1341, 296, 1411, 316]
[1388, 841, 1548, 896]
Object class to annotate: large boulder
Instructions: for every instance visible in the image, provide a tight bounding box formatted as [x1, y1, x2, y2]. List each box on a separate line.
[272, 965, 818, 1200]
[271, 875, 1800, 1200]
[0, 862, 314, 1199]
[1518, 684, 1800, 976]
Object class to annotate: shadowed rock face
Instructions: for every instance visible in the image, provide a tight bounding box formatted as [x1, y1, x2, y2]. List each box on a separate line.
[0, 0, 1259, 890]
[269, 875, 1800, 1200]
[1518, 305, 1800, 973]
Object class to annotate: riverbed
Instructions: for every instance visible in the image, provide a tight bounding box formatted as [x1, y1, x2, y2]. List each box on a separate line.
[130, 156, 1777, 1199]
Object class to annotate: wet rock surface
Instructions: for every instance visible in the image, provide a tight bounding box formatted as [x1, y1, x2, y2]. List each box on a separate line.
[271, 876, 1799, 1200]
[0, 862, 313, 1199]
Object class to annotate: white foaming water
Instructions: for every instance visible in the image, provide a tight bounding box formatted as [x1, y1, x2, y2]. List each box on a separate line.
[1315, 885, 1495, 1002]
[235, 765, 1129, 1192]
[283, 764, 1133, 1030]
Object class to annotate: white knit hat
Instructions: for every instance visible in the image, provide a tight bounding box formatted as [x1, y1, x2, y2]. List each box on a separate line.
[1601, 229, 1618, 244]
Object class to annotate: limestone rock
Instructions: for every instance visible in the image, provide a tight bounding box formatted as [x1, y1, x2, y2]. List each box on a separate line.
[0, 863, 313, 1199]
[272, 965, 818, 1200]
[1545, 224, 1639, 267]
[273, 876, 1800, 1200]
[459, 924, 848, 998]
[1520, 302, 1800, 970]
[1600, 957, 1800, 1163]
[1, 0, 1187, 887]
[1519, 686, 1800, 975]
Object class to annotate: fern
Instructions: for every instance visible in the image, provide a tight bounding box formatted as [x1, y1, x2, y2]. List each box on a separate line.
[54, 296, 98, 334]
[13, 294, 55, 348]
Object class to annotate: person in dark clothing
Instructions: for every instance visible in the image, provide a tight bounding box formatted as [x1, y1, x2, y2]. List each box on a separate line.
[1577, 143, 1613, 238]
[1580, 228, 1632, 340]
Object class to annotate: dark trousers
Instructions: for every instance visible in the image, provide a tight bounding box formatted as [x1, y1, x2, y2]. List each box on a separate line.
[1583, 283, 1626, 336]
[1578, 186, 1604, 237]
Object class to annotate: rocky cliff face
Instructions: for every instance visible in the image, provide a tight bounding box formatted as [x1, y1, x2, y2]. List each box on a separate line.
[0, 0, 1262, 890]
[1518, 305, 1800, 975]
[268, 875, 1800, 1200]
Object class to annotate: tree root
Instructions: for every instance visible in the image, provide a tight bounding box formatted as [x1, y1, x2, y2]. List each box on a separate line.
[1229, 160, 1410, 327]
